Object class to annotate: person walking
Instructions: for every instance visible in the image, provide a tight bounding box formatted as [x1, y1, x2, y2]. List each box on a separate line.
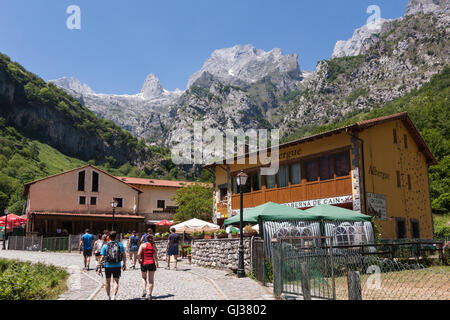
[128, 230, 140, 269]
[166, 227, 180, 270]
[99, 231, 126, 300]
[79, 229, 93, 271]
[137, 234, 158, 300]
[93, 234, 105, 271]
[140, 228, 154, 245]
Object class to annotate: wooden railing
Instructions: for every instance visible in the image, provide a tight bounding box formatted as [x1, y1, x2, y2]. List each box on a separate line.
[231, 176, 352, 210]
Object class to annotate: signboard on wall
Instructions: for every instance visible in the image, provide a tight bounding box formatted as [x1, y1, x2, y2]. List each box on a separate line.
[367, 193, 387, 220]
[230, 195, 354, 216]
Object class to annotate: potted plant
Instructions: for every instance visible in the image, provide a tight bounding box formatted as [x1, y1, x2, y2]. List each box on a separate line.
[215, 229, 228, 239]
[204, 232, 213, 239]
[192, 231, 203, 239]
[186, 246, 192, 264]
[161, 232, 170, 240]
[231, 231, 240, 238]
[243, 224, 257, 237]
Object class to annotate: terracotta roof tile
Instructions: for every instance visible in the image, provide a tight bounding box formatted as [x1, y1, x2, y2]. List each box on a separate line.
[30, 211, 145, 219]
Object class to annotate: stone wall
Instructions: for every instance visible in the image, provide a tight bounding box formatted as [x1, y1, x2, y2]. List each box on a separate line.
[154, 240, 168, 261]
[191, 238, 252, 272]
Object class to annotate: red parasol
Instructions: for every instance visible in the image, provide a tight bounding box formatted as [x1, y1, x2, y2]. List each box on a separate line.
[155, 219, 174, 226]
[0, 214, 27, 228]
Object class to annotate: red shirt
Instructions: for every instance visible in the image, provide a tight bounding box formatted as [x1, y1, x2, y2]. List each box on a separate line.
[142, 242, 155, 265]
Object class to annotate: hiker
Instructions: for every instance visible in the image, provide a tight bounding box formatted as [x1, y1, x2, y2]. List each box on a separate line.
[79, 229, 93, 270]
[100, 231, 126, 300]
[128, 230, 140, 269]
[93, 234, 104, 270]
[166, 227, 180, 270]
[138, 233, 159, 300]
[140, 228, 154, 245]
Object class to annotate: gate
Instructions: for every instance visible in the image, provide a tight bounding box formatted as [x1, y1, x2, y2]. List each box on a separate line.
[272, 236, 336, 300]
[252, 238, 266, 285]
[41, 237, 69, 251]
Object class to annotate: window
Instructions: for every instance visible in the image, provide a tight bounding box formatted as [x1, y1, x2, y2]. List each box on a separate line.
[90, 197, 97, 206]
[411, 220, 420, 239]
[407, 174, 412, 190]
[232, 176, 238, 194]
[219, 186, 228, 201]
[277, 165, 289, 188]
[79, 196, 86, 205]
[290, 163, 301, 185]
[335, 152, 350, 177]
[78, 171, 85, 191]
[319, 155, 334, 181]
[396, 218, 406, 239]
[266, 175, 276, 189]
[113, 197, 123, 208]
[252, 172, 261, 191]
[92, 171, 99, 192]
[404, 134, 408, 149]
[393, 129, 397, 144]
[397, 171, 401, 188]
[157, 200, 165, 209]
[306, 159, 319, 182]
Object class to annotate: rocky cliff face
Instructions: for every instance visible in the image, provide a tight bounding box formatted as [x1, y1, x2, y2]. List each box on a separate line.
[405, 0, 450, 15]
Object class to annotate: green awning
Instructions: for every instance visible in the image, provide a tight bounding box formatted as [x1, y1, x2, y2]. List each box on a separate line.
[223, 202, 372, 226]
[303, 204, 372, 222]
[223, 202, 317, 226]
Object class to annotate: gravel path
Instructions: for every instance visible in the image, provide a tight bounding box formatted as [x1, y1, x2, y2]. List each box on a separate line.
[0, 250, 274, 300]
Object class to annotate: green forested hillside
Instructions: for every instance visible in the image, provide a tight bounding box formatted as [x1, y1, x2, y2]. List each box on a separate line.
[284, 66, 450, 237]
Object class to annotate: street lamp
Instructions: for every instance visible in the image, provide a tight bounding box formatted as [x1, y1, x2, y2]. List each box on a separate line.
[3, 208, 8, 250]
[110, 200, 118, 231]
[236, 170, 248, 278]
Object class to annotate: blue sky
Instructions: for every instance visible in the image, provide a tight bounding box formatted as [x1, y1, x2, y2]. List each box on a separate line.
[0, 0, 409, 94]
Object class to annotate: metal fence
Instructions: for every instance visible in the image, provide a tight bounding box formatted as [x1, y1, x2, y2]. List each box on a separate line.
[271, 236, 450, 300]
[7, 234, 100, 252]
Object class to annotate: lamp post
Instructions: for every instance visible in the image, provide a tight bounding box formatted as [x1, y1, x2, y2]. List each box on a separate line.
[111, 200, 118, 231]
[3, 208, 8, 250]
[236, 170, 248, 278]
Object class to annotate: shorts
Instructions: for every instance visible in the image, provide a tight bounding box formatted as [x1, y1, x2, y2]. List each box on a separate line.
[105, 267, 122, 279]
[95, 252, 101, 257]
[167, 246, 179, 256]
[130, 245, 138, 252]
[141, 264, 156, 272]
[83, 250, 92, 257]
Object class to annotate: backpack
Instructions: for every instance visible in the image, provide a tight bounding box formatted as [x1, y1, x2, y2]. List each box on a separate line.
[105, 241, 122, 263]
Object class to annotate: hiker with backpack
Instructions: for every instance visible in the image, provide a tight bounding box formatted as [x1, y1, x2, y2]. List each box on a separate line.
[127, 230, 140, 269]
[79, 229, 93, 271]
[137, 233, 159, 300]
[99, 231, 126, 300]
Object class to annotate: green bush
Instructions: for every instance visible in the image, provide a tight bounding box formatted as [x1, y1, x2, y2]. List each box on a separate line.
[0, 259, 68, 300]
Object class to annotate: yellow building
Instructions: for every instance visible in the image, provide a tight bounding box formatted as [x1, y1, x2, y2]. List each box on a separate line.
[206, 112, 437, 240]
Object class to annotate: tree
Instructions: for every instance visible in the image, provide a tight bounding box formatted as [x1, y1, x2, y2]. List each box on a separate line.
[173, 184, 213, 223]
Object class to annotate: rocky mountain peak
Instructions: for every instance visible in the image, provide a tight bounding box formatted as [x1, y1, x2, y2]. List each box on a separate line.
[405, 0, 450, 16]
[332, 18, 392, 58]
[50, 76, 95, 95]
[141, 73, 164, 99]
[187, 44, 301, 88]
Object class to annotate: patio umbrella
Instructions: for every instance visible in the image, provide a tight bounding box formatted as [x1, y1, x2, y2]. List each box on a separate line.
[156, 219, 174, 226]
[0, 214, 27, 228]
[172, 218, 219, 234]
